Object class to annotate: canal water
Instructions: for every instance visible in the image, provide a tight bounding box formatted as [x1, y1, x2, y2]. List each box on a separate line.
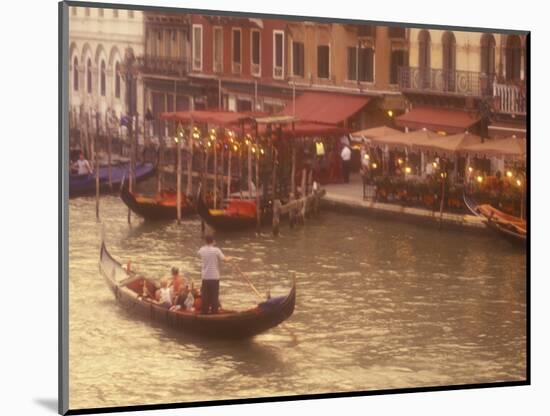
[68, 192, 526, 410]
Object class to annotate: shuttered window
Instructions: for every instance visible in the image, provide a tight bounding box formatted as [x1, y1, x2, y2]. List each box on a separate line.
[348, 47, 374, 82]
[292, 42, 304, 77]
[317, 45, 329, 79]
[252, 31, 260, 65]
[358, 48, 374, 82]
[347, 47, 357, 80]
[390, 49, 407, 84]
[233, 29, 241, 64]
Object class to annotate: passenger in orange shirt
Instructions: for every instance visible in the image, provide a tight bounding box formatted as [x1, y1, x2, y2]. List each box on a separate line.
[168, 267, 187, 304]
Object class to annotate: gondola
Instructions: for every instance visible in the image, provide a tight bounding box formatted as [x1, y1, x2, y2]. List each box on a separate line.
[99, 242, 296, 339]
[196, 188, 273, 232]
[463, 193, 526, 245]
[69, 162, 155, 197]
[120, 179, 195, 220]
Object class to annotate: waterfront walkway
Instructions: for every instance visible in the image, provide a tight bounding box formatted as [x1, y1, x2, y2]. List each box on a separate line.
[322, 174, 486, 230]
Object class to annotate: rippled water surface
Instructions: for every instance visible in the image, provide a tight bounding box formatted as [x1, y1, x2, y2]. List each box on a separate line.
[69, 192, 526, 410]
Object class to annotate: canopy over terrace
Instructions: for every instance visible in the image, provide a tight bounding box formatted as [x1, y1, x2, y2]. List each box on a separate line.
[368, 128, 442, 150]
[279, 91, 370, 125]
[351, 126, 402, 141]
[395, 107, 481, 134]
[462, 136, 527, 160]
[240, 115, 349, 139]
[413, 132, 484, 155]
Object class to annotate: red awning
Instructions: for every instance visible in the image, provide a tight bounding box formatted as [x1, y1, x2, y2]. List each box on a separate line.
[395, 107, 481, 134]
[283, 122, 349, 138]
[159, 110, 251, 126]
[279, 92, 370, 125]
[242, 121, 349, 139]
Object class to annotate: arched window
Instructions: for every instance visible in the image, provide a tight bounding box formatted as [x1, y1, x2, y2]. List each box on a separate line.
[86, 58, 92, 94]
[480, 34, 496, 76]
[442, 31, 456, 91]
[418, 30, 431, 88]
[100, 61, 106, 96]
[506, 35, 522, 82]
[73, 57, 79, 91]
[115, 62, 121, 98]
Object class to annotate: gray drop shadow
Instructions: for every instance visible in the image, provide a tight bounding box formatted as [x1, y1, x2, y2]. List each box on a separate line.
[34, 398, 58, 413]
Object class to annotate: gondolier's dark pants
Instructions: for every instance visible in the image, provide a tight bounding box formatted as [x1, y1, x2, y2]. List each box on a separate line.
[201, 279, 220, 314]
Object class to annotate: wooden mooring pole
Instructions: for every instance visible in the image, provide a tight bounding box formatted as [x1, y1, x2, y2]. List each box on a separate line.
[247, 140, 253, 199]
[186, 119, 194, 197]
[176, 124, 182, 225]
[213, 130, 218, 209]
[272, 199, 282, 236]
[94, 112, 100, 221]
[272, 189, 326, 235]
[255, 145, 261, 234]
[299, 168, 307, 224]
[107, 115, 113, 190]
[157, 120, 165, 193]
[227, 148, 232, 198]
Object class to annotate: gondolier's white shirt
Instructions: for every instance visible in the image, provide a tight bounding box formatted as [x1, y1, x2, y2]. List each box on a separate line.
[198, 245, 225, 280]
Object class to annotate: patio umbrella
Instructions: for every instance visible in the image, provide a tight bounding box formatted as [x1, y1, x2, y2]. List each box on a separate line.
[462, 136, 527, 160]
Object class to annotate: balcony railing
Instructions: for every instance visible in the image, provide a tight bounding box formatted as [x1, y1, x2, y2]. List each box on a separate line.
[399, 67, 494, 97]
[493, 83, 526, 115]
[138, 56, 190, 76]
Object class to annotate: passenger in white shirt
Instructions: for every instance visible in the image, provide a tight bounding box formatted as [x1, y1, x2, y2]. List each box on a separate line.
[156, 278, 173, 309]
[73, 152, 93, 175]
[340, 145, 352, 183]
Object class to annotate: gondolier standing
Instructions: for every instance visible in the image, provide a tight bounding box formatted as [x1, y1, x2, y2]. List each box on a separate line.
[197, 235, 231, 314]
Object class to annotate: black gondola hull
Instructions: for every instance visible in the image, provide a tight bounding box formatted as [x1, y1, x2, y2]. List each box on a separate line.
[120, 184, 195, 221]
[99, 243, 295, 339]
[196, 193, 272, 232]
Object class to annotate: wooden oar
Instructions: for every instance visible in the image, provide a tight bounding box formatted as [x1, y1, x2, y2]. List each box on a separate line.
[231, 263, 263, 299]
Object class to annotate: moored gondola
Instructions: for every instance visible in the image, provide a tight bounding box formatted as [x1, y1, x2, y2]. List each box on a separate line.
[99, 242, 295, 339]
[120, 179, 195, 220]
[196, 188, 273, 232]
[70, 162, 155, 197]
[463, 193, 526, 245]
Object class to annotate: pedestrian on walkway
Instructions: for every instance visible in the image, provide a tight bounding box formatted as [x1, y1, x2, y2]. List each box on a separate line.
[341, 144, 352, 183]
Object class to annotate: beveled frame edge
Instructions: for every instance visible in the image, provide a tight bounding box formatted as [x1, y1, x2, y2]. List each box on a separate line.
[59, 1, 70, 414]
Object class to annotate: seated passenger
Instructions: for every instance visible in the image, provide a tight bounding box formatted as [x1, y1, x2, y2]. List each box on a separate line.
[156, 278, 172, 309]
[168, 267, 187, 298]
[141, 280, 153, 299]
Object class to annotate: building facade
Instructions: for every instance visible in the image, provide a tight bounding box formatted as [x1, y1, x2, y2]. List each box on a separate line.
[139, 11, 193, 136]
[398, 28, 526, 137]
[69, 6, 145, 131]
[186, 15, 291, 113]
